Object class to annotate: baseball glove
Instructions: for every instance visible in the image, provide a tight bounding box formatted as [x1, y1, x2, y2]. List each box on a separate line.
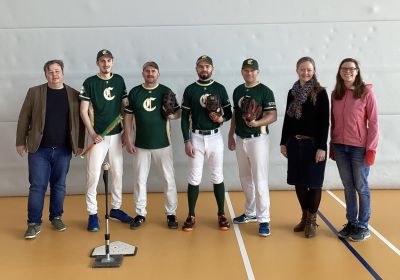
[241, 96, 263, 122]
[162, 90, 178, 118]
[206, 95, 222, 122]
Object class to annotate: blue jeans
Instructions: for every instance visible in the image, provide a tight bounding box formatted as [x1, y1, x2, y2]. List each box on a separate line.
[333, 144, 370, 228]
[27, 147, 72, 224]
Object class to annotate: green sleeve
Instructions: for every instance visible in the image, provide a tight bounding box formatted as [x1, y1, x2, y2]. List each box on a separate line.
[181, 89, 191, 142]
[220, 86, 232, 121]
[79, 79, 91, 101]
[263, 87, 276, 111]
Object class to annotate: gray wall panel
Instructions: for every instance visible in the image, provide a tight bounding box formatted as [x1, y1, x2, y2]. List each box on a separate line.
[2, 1, 400, 28]
[1, 1, 399, 195]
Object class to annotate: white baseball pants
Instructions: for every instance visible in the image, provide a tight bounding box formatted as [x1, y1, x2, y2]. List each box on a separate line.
[187, 131, 224, 186]
[133, 146, 178, 217]
[85, 133, 123, 215]
[235, 134, 271, 223]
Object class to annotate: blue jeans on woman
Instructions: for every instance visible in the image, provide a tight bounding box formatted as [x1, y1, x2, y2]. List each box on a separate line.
[333, 144, 370, 228]
[27, 147, 72, 224]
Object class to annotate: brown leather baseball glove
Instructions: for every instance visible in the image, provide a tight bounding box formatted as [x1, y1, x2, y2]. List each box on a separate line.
[206, 95, 222, 122]
[241, 96, 263, 122]
[162, 90, 178, 118]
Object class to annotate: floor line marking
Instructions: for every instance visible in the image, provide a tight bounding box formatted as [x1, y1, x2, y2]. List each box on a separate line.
[326, 190, 400, 256]
[318, 210, 383, 280]
[225, 192, 255, 280]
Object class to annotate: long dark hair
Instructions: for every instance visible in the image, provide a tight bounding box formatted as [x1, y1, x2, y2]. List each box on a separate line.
[332, 58, 365, 100]
[296, 56, 324, 105]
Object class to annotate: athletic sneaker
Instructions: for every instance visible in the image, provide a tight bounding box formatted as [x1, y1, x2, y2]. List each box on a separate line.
[337, 223, 355, 239]
[349, 226, 371, 242]
[182, 216, 195, 232]
[167, 215, 178, 229]
[258, 222, 271, 237]
[130, 215, 146, 230]
[51, 217, 66, 231]
[218, 214, 230, 231]
[110, 209, 133, 223]
[87, 214, 100, 232]
[233, 213, 257, 224]
[24, 223, 41, 239]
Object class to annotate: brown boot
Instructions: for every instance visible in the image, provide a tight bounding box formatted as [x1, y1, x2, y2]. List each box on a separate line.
[293, 209, 307, 232]
[304, 212, 318, 238]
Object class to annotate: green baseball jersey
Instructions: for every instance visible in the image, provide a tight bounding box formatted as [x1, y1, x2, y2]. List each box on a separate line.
[125, 84, 177, 149]
[233, 82, 276, 138]
[79, 74, 127, 135]
[181, 80, 231, 141]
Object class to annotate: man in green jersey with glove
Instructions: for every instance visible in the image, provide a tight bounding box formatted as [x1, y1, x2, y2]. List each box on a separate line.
[181, 55, 232, 232]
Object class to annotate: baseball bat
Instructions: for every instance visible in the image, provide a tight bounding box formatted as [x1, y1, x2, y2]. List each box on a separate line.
[80, 114, 123, 159]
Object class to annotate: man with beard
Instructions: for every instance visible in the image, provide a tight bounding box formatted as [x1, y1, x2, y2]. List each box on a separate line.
[124, 61, 180, 229]
[80, 49, 133, 232]
[180, 55, 232, 232]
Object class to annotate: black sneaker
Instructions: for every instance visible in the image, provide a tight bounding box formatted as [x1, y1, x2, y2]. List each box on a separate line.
[130, 215, 145, 230]
[167, 215, 178, 229]
[349, 226, 371, 242]
[218, 214, 230, 231]
[182, 216, 195, 232]
[337, 223, 355, 239]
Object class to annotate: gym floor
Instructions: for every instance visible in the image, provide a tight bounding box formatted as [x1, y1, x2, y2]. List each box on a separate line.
[1, 190, 399, 280]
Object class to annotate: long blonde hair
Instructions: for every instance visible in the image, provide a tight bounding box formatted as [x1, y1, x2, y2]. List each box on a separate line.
[296, 57, 324, 105]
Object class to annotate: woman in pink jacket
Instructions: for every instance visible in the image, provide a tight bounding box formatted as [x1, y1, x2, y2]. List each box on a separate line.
[330, 58, 379, 242]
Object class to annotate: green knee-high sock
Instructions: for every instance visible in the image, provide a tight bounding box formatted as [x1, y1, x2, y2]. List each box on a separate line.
[213, 182, 225, 215]
[187, 184, 199, 216]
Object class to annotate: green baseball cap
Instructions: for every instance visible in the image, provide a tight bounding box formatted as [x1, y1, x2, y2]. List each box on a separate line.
[242, 58, 259, 70]
[97, 49, 113, 60]
[196, 55, 213, 66]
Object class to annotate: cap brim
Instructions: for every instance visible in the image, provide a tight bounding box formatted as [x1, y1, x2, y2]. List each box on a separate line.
[197, 59, 212, 65]
[242, 66, 258, 70]
[97, 54, 113, 59]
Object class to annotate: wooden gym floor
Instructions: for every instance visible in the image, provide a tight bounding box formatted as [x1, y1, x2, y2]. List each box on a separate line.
[0, 190, 399, 280]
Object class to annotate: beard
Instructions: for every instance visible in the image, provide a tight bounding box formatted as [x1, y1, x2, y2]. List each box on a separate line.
[198, 72, 211, 80]
[145, 76, 156, 82]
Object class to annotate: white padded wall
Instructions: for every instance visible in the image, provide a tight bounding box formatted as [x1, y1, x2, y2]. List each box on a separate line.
[1, 0, 399, 195]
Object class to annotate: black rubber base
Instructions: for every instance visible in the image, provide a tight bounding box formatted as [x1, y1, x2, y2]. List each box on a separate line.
[91, 254, 123, 268]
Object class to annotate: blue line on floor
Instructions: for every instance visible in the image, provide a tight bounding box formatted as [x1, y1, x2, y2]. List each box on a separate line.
[317, 210, 382, 280]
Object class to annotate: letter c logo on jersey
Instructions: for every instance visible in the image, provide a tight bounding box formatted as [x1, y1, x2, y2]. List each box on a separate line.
[200, 93, 211, 108]
[143, 97, 157, 112]
[103, 87, 115, 101]
[238, 96, 249, 108]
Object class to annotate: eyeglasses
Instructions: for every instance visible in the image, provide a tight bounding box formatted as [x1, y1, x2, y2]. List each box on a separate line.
[340, 67, 358, 72]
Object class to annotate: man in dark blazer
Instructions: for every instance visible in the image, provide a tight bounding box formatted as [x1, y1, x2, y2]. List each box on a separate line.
[16, 59, 85, 239]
